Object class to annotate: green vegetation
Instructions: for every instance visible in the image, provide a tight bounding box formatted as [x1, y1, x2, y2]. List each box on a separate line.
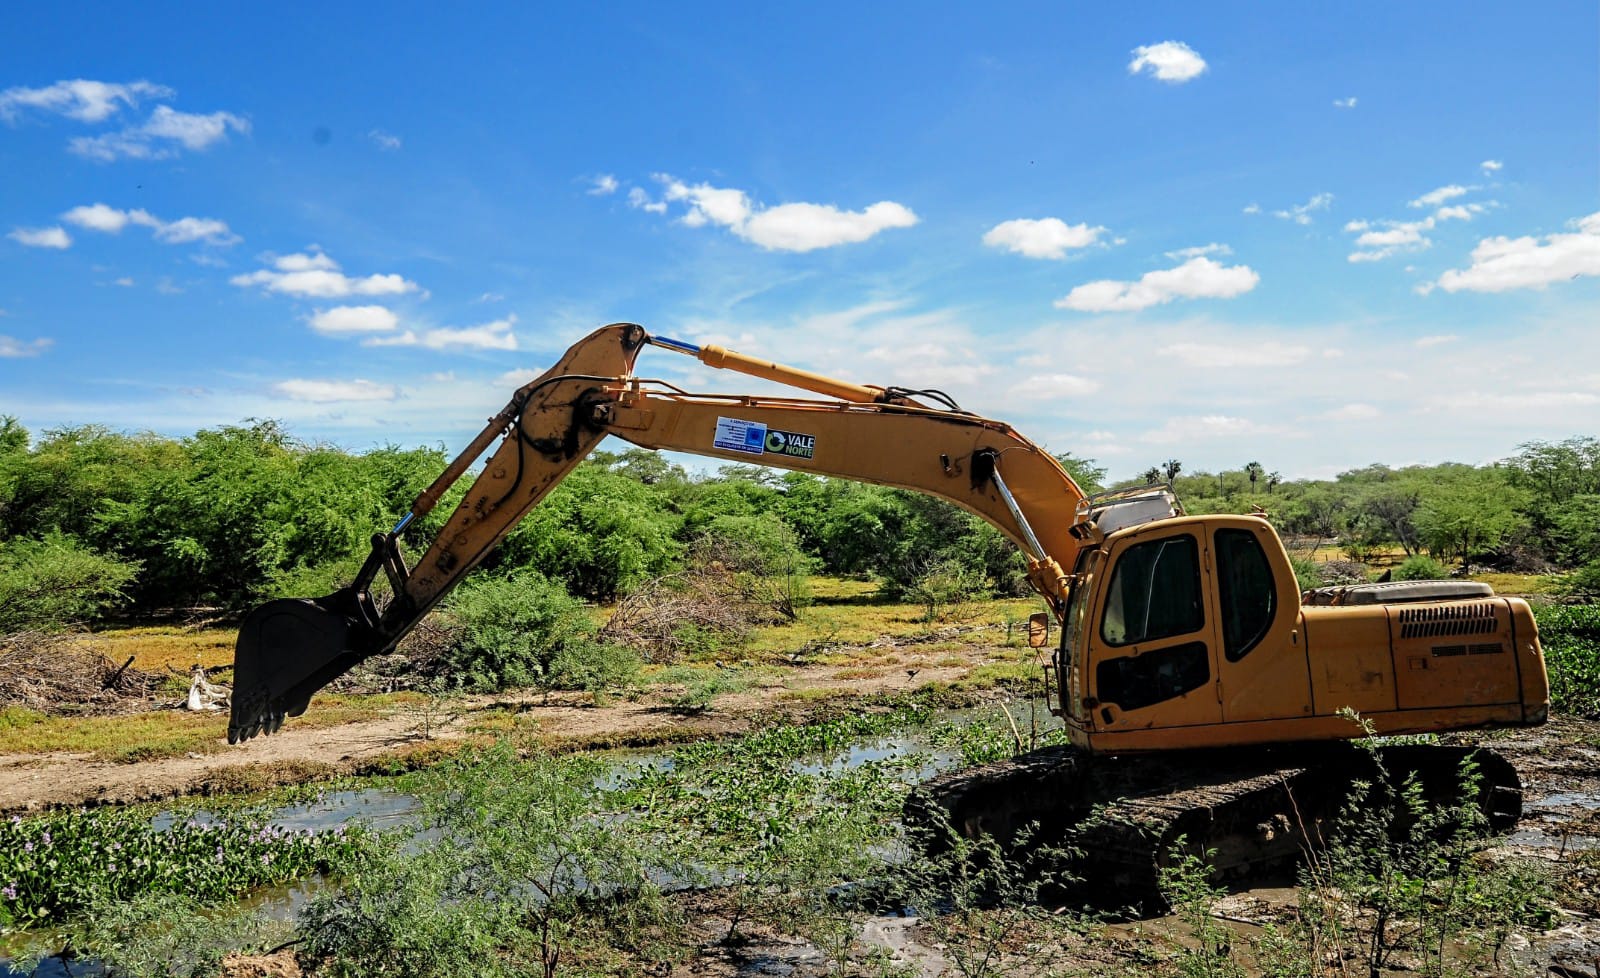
[1535, 603, 1600, 717]
[1393, 554, 1450, 581]
[0, 803, 366, 931]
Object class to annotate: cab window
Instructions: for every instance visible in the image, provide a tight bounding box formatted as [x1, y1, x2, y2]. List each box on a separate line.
[1099, 534, 1203, 646]
[1216, 528, 1275, 662]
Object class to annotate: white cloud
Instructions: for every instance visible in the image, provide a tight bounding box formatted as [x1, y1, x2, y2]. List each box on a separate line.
[8, 226, 71, 249]
[0, 79, 171, 122]
[1480, 159, 1503, 174]
[274, 379, 397, 403]
[495, 368, 541, 388]
[1128, 41, 1208, 83]
[1333, 97, 1358, 109]
[1273, 192, 1334, 225]
[588, 174, 619, 195]
[113, 277, 134, 287]
[1409, 184, 1471, 208]
[982, 218, 1108, 259]
[61, 203, 238, 245]
[1433, 212, 1600, 293]
[1325, 403, 1380, 421]
[70, 105, 248, 161]
[628, 187, 667, 214]
[0, 335, 53, 357]
[1056, 256, 1259, 312]
[366, 315, 518, 351]
[1414, 334, 1458, 348]
[231, 251, 420, 298]
[650, 175, 917, 252]
[1139, 415, 1290, 443]
[308, 305, 400, 335]
[368, 129, 401, 151]
[1164, 243, 1232, 260]
[1011, 373, 1102, 398]
[1242, 203, 1261, 215]
[1157, 341, 1310, 368]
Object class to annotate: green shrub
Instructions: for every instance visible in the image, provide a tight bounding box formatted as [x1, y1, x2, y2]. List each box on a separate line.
[547, 638, 642, 697]
[0, 531, 139, 632]
[903, 558, 988, 623]
[1535, 603, 1600, 717]
[693, 513, 814, 620]
[1289, 557, 1324, 590]
[1560, 561, 1600, 600]
[439, 571, 595, 692]
[1392, 554, 1450, 581]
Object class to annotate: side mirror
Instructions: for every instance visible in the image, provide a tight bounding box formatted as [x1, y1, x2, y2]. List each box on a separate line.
[1026, 612, 1050, 649]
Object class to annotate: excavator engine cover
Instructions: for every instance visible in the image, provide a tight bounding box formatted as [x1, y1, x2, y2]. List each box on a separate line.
[228, 593, 374, 743]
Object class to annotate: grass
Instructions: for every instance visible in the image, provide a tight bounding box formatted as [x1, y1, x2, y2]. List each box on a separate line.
[80, 625, 237, 674]
[1467, 571, 1560, 595]
[0, 693, 423, 762]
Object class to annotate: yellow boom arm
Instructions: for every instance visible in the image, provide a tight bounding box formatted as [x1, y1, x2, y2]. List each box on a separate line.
[228, 323, 1086, 741]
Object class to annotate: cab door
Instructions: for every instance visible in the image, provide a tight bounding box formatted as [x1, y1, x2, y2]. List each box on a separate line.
[1208, 519, 1313, 723]
[1087, 525, 1223, 730]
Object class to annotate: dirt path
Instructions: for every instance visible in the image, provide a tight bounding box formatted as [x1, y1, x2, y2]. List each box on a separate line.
[0, 662, 975, 813]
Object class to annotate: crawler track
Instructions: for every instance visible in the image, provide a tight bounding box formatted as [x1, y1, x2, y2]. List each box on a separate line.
[906, 743, 1522, 907]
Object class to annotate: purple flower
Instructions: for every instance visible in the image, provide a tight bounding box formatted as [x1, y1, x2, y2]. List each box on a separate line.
[23, 842, 32, 853]
[40, 832, 51, 846]
[2, 884, 16, 900]
[8, 816, 19, 827]
[108, 863, 117, 873]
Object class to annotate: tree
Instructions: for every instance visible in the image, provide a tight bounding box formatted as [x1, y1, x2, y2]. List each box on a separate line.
[1266, 471, 1281, 495]
[1163, 459, 1182, 482]
[1245, 461, 1264, 494]
[1142, 466, 1162, 485]
[1413, 469, 1527, 566]
[1054, 453, 1107, 494]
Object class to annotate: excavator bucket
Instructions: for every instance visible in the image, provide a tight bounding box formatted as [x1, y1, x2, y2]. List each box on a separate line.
[227, 591, 375, 743]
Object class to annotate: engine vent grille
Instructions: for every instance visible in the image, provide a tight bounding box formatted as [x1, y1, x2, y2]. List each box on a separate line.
[1398, 601, 1499, 639]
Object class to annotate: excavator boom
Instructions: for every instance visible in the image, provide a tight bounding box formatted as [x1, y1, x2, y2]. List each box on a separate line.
[229, 323, 1088, 741]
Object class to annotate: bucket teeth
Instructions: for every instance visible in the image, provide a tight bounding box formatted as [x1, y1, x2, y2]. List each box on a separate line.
[228, 595, 370, 742]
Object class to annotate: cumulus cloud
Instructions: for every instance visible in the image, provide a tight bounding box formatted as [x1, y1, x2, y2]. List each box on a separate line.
[0, 79, 171, 122]
[1011, 372, 1102, 398]
[1273, 192, 1334, 225]
[62, 203, 239, 245]
[1481, 159, 1503, 174]
[1432, 212, 1600, 293]
[274, 378, 397, 402]
[1056, 256, 1259, 313]
[0, 335, 53, 357]
[1139, 415, 1289, 443]
[9, 226, 72, 249]
[1414, 334, 1459, 347]
[1333, 97, 1358, 109]
[649, 175, 918, 252]
[1128, 41, 1208, 83]
[1242, 203, 1261, 215]
[588, 174, 619, 195]
[1164, 243, 1232, 260]
[1157, 340, 1310, 368]
[368, 129, 401, 151]
[70, 105, 249, 162]
[1325, 403, 1380, 421]
[982, 217, 1109, 259]
[1409, 185, 1471, 208]
[231, 251, 420, 298]
[366, 315, 518, 351]
[308, 305, 400, 335]
[628, 187, 667, 214]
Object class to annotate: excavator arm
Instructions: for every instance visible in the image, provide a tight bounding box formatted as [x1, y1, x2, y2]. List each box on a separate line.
[229, 323, 1088, 742]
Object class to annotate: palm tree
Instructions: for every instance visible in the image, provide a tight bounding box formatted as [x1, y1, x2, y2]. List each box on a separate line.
[1267, 471, 1282, 495]
[1142, 465, 1162, 485]
[1246, 461, 1264, 494]
[1163, 459, 1182, 482]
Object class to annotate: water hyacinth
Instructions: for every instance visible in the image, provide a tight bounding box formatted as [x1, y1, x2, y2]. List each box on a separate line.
[0, 803, 367, 932]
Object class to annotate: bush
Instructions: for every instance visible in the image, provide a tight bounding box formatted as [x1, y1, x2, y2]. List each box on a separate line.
[1535, 603, 1600, 717]
[0, 532, 139, 632]
[904, 558, 988, 623]
[438, 572, 595, 692]
[1392, 554, 1450, 581]
[692, 514, 813, 621]
[1561, 560, 1600, 600]
[547, 638, 642, 698]
[1289, 556, 1324, 591]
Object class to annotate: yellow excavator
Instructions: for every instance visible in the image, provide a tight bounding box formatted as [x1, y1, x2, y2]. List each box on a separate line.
[229, 322, 1548, 888]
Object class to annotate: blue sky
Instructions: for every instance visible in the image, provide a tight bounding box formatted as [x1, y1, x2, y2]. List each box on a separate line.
[3, 2, 1597, 480]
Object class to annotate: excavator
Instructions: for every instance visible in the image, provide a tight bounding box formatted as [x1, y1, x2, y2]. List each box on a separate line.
[229, 322, 1549, 891]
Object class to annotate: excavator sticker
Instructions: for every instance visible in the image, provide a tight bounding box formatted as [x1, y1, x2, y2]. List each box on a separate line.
[713, 417, 816, 459]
